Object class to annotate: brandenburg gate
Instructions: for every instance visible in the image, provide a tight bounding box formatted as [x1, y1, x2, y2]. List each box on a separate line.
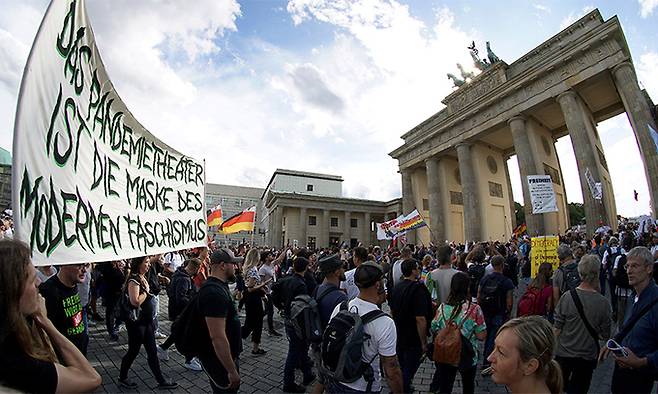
[390, 9, 658, 243]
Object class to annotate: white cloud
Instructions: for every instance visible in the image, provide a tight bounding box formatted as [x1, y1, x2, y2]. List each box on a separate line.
[533, 4, 550, 13]
[637, 51, 658, 99]
[638, 0, 658, 17]
[559, 5, 595, 30]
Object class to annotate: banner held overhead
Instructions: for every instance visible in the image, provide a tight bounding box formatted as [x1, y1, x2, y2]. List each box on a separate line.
[12, 0, 206, 266]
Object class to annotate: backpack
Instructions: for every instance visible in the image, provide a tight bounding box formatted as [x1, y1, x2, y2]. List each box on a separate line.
[432, 303, 475, 370]
[479, 275, 502, 316]
[606, 248, 623, 278]
[614, 255, 632, 289]
[468, 264, 485, 300]
[517, 286, 542, 317]
[319, 302, 387, 391]
[270, 277, 288, 311]
[558, 263, 581, 294]
[171, 294, 204, 358]
[290, 287, 335, 344]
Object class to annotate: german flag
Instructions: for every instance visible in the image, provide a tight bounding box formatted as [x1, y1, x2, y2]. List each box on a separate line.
[219, 206, 256, 234]
[207, 205, 223, 227]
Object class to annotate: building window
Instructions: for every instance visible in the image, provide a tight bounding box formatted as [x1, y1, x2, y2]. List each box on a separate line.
[307, 184, 314, 191]
[308, 215, 317, 226]
[422, 199, 429, 211]
[308, 236, 316, 249]
[450, 191, 463, 205]
[488, 182, 504, 198]
[351, 218, 358, 228]
[283, 217, 286, 226]
[331, 217, 338, 227]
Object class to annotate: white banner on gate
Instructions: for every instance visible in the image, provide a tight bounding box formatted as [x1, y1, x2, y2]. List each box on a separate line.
[12, 0, 206, 266]
[527, 175, 558, 214]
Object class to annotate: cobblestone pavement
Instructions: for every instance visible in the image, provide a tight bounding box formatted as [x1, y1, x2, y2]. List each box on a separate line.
[89, 285, 622, 393]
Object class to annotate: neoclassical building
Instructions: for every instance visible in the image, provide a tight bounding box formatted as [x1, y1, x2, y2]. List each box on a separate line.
[390, 9, 658, 244]
[262, 169, 401, 248]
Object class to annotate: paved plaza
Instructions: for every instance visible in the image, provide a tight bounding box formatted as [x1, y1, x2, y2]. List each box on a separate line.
[88, 284, 622, 394]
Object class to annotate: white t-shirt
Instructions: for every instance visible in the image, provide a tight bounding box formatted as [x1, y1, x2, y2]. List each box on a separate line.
[329, 297, 397, 392]
[164, 252, 184, 270]
[392, 259, 404, 287]
[485, 263, 494, 276]
[651, 245, 658, 262]
[258, 263, 276, 294]
[340, 268, 360, 300]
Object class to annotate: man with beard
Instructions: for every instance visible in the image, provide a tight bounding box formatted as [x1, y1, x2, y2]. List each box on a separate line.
[39, 263, 90, 355]
[197, 248, 243, 393]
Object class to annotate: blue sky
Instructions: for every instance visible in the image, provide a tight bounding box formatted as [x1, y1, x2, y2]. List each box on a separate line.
[1, 0, 657, 218]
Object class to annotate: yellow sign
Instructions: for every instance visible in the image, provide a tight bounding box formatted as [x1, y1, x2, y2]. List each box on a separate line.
[531, 236, 560, 277]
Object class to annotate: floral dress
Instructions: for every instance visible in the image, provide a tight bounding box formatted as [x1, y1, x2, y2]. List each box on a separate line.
[431, 301, 487, 367]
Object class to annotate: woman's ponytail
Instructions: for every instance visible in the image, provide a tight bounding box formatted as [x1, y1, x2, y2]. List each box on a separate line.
[546, 359, 563, 394]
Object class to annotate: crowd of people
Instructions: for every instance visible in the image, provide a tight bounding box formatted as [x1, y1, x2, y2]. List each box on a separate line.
[1, 216, 658, 393]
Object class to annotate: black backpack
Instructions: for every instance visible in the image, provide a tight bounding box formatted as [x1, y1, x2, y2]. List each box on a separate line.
[479, 275, 503, 316]
[270, 275, 291, 311]
[290, 288, 334, 344]
[558, 263, 581, 294]
[171, 293, 204, 358]
[320, 302, 387, 391]
[614, 255, 632, 289]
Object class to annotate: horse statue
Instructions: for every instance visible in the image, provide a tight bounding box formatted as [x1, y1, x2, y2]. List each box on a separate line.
[447, 73, 465, 87]
[457, 63, 475, 80]
[486, 41, 500, 64]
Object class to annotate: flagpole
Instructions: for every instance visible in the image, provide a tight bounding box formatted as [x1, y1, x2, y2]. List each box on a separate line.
[250, 208, 256, 247]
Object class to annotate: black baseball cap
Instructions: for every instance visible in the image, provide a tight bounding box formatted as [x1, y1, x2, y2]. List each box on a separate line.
[318, 254, 343, 274]
[210, 248, 243, 265]
[354, 261, 384, 288]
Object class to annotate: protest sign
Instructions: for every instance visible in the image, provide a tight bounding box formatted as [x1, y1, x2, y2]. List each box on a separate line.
[12, 0, 206, 266]
[527, 175, 558, 214]
[376, 209, 426, 240]
[530, 236, 560, 277]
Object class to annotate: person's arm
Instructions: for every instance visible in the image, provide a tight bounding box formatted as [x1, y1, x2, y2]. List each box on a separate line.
[477, 285, 482, 305]
[381, 355, 403, 393]
[206, 317, 240, 388]
[128, 280, 147, 307]
[506, 290, 513, 315]
[172, 278, 189, 305]
[32, 296, 101, 393]
[415, 317, 427, 354]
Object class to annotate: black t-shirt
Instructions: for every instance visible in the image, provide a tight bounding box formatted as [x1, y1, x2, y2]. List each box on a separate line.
[126, 275, 155, 324]
[0, 334, 58, 393]
[390, 279, 433, 349]
[39, 275, 88, 354]
[198, 277, 242, 360]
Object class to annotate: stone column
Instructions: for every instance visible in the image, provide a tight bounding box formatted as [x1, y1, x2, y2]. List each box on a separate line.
[503, 155, 517, 230]
[321, 209, 330, 248]
[363, 212, 371, 246]
[272, 207, 283, 248]
[456, 143, 481, 242]
[299, 207, 307, 248]
[425, 157, 445, 244]
[556, 90, 607, 235]
[509, 115, 546, 236]
[401, 169, 416, 244]
[612, 62, 658, 217]
[344, 211, 352, 245]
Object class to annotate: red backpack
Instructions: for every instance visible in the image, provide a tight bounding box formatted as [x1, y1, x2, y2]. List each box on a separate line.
[517, 286, 543, 317]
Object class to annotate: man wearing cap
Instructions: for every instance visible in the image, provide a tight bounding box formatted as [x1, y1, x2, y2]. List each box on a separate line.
[311, 254, 348, 394]
[197, 248, 243, 393]
[328, 262, 404, 393]
[340, 246, 368, 301]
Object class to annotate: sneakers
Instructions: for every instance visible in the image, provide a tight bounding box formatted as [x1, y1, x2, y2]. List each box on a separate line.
[157, 379, 178, 390]
[251, 348, 267, 356]
[154, 331, 167, 340]
[109, 332, 119, 342]
[268, 329, 283, 337]
[157, 345, 169, 361]
[118, 378, 137, 389]
[184, 357, 203, 372]
[282, 383, 306, 393]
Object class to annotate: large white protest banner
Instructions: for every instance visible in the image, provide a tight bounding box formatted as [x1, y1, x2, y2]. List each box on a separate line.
[376, 209, 427, 240]
[12, 0, 206, 266]
[527, 175, 558, 214]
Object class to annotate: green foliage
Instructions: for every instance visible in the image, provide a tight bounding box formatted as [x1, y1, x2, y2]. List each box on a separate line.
[514, 202, 524, 226]
[568, 203, 585, 226]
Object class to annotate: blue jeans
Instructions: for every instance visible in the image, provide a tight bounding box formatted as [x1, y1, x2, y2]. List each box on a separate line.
[483, 314, 505, 366]
[284, 324, 313, 387]
[397, 347, 423, 392]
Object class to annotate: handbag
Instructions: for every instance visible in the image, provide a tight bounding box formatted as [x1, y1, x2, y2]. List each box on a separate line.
[120, 289, 141, 323]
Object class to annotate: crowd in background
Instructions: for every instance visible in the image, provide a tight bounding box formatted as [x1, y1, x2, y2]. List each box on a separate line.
[1, 214, 658, 393]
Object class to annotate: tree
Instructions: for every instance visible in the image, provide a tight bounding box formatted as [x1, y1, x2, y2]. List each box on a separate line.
[514, 202, 525, 227]
[568, 203, 585, 227]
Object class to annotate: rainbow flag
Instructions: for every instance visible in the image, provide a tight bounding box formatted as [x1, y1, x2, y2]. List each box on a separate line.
[513, 223, 527, 237]
[207, 205, 223, 227]
[219, 206, 256, 234]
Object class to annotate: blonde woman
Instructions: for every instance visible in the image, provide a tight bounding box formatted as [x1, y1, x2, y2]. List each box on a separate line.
[241, 248, 272, 355]
[487, 315, 563, 394]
